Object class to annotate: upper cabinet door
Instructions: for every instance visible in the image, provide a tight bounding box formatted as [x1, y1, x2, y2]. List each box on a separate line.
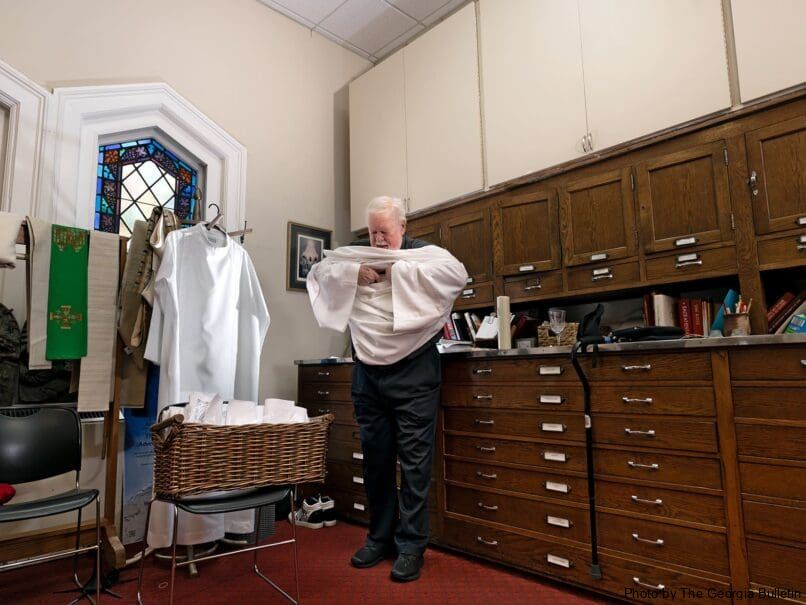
[349, 52, 407, 232]
[560, 168, 636, 266]
[443, 210, 493, 284]
[479, 0, 588, 187]
[404, 3, 483, 213]
[746, 115, 806, 235]
[493, 187, 561, 276]
[406, 221, 443, 247]
[636, 141, 734, 253]
[731, 0, 806, 103]
[579, 0, 731, 151]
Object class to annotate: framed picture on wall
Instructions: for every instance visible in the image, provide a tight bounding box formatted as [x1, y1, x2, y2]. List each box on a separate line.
[287, 221, 332, 291]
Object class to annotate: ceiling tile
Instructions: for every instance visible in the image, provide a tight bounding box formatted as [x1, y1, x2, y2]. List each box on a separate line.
[320, 0, 417, 55]
[373, 23, 424, 59]
[256, 0, 315, 28]
[422, 0, 469, 26]
[266, 0, 347, 25]
[386, 0, 447, 22]
[312, 26, 375, 60]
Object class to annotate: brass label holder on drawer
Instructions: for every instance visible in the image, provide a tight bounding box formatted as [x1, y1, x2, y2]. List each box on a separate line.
[546, 515, 573, 529]
[547, 554, 573, 569]
[675, 252, 702, 269]
[543, 451, 568, 463]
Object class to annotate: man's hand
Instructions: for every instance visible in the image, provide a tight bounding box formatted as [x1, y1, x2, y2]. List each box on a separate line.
[358, 265, 381, 285]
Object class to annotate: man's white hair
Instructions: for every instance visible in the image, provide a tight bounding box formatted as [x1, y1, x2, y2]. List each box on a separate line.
[366, 196, 407, 226]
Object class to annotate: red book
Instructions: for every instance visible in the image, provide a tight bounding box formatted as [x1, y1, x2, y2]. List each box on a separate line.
[767, 292, 795, 323]
[442, 323, 451, 339]
[769, 294, 806, 333]
[691, 298, 703, 336]
[678, 298, 692, 336]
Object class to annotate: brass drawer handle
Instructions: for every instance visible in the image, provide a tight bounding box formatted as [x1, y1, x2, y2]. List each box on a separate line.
[317, 390, 330, 396]
[477, 471, 498, 480]
[473, 394, 493, 400]
[475, 419, 495, 425]
[317, 408, 330, 414]
[631, 495, 663, 506]
[622, 396, 653, 404]
[675, 259, 703, 269]
[622, 364, 651, 371]
[523, 282, 542, 291]
[317, 370, 331, 377]
[628, 461, 659, 471]
[477, 502, 499, 511]
[625, 428, 656, 437]
[632, 532, 664, 546]
[473, 368, 493, 375]
[633, 577, 665, 590]
[476, 536, 498, 547]
[476, 446, 496, 453]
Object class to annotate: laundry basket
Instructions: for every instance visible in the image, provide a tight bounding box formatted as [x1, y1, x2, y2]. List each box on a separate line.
[150, 413, 334, 499]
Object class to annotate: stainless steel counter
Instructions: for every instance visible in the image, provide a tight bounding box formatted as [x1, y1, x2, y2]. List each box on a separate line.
[294, 334, 805, 365]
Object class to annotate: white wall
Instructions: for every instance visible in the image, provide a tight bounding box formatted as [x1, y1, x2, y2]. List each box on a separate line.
[0, 0, 370, 399]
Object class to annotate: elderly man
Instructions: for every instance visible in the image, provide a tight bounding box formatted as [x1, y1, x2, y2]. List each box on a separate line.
[306, 196, 467, 582]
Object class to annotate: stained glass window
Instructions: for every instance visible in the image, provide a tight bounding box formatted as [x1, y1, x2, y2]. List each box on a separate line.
[96, 138, 199, 236]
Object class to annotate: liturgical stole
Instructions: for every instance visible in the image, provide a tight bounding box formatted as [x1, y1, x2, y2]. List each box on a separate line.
[46, 225, 89, 359]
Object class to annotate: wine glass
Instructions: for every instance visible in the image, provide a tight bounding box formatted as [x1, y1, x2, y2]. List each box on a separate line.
[549, 308, 567, 347]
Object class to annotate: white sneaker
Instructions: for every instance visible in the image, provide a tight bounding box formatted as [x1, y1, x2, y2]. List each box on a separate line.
[288, 496, 324, 529]
[320, 495, 337, 527]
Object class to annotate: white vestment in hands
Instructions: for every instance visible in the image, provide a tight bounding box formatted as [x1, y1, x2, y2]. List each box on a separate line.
[306, 245, 468, 364]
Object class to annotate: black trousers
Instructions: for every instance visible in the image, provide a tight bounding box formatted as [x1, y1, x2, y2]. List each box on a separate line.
[352, 341, 440, 556]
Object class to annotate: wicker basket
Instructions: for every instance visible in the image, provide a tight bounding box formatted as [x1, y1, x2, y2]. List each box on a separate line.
[537, 322, 579, 347]
[151, 413, 334, 499]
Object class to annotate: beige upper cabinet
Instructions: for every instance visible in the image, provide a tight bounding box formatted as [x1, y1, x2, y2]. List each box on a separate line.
[404, 3, 483, 213]
[349, 52, 407, 232]
[479, 0, 588, 187]
[579, 0, 731, 151]
[731, 0, 806, 103]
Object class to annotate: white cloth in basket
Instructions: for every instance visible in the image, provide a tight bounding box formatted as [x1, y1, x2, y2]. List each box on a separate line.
[262, 398, 309, 423]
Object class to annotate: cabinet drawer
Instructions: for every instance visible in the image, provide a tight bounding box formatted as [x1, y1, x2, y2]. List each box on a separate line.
[593, 415, 718, 453]
[329, 423, 361, 445]
[454, 283, 494, 309]
[597, 512, 729, 576]
[442, 384, 583, 410]
[757, 232, 806, 269]
[744, 500, 806, 543]
[598, 555, 731, 604]
[567, 261, 640, 292]
[441, 516, 593, 585]
[733, 387, 806, 421]
[730, 347, 806, 381]
[736, 423, 806, 460]
[327, 485, 370, 524]
[445, 484, 589, 544]
[299, 364, 353, 383]
[740, 462, 806, 502]
[443, 358, 576, 383]
[584, 353, 712, 381]
[645, 246, 736, 281]
[301, 401, 355, 425]
[444, 434, 587, 473]
[590, 385, 715, 416]
[747, 538, 806, 594]
[444, 409, 585, 442]
[594, 448, 722, 490]
[596, 480, 725, 527]
[503, 271, 563, 301]
[328, 439, 364, 465]
[445, 458, 588, 503]
[299, 383, 352, 403]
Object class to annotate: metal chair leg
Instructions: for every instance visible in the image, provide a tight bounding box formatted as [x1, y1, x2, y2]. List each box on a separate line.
[95, 499, 101, 605]
[290, 490, 300, 605]
[72, 503, 83, 589]
[136, 499, 155, 605]
[169, 504, 179, 605]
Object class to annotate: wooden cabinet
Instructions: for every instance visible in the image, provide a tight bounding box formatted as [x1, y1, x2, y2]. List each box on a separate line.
[731, 0, 806, 103]
[442, 210, 493, 285]
[578, 0, 730, 151]
[406, 221, 442, 247]
[404, 3, 483, 212]
[348, 52, 407, 232]
[560, 168, 636, 266]
[493, 187, 561, 275]
[745, 116, 806, 235]
[636, 141, 734, 253]
[478, 0, 588, 186]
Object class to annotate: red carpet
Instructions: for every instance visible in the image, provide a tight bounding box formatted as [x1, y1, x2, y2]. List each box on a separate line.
[1, 521, 614, 604]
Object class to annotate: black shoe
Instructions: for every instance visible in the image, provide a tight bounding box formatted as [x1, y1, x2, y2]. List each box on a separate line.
[320, 495, 337, 527]
[390, 553, 423, 582]
[351, 544, 393, 569]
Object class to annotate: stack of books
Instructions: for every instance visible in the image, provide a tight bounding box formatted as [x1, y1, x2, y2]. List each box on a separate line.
[442, 311, 482, 344]
[642, 293, 716, 337]
[767, 291, 806, 334]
